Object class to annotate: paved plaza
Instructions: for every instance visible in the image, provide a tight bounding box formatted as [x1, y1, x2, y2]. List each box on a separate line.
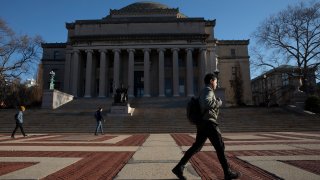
[0, 131, 319, 179]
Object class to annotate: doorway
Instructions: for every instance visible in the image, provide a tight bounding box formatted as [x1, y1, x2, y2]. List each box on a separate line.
[134, 71, 144, 97]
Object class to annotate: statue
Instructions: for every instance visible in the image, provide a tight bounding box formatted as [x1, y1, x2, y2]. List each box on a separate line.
[49, 70, 55, 90]
[113, 84, 128, 105]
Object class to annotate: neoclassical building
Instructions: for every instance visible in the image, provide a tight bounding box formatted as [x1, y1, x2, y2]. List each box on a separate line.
[41, 2, 253, 106]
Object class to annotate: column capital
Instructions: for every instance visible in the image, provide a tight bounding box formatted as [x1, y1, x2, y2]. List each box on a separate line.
[143, 48, 151, 53]
[127, 48, 135, 53]
[112, 48, 121, 53]
[200, 48, 207, 52]
[72, 49, 80, 53]
[99, 49, 108, 53]
[157, 48, 166, 53]
[207, 48, 215, 52]
[171, 48, 180, 52]
[186, 48, 194, 52]
[85, 49, 93, 53]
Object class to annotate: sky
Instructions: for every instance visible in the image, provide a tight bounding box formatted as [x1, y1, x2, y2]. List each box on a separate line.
[0, 0, 307, 79]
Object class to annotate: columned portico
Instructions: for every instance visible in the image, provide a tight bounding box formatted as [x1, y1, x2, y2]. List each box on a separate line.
[42, 2, 252, 105]
[186, 48, 194, 97]
[64, 51, 72, 93]
[158, 48, 165, 97]
[143, 48, 151, 97]
[172, 48, 179, 97]
[113, 49, 121, 93]
[84, 49, 93, 98]
[200, 48, 207, 87]
[127, 49, 135, 98]
[72, 50, 80, 97]
[98, 49, 107, 98]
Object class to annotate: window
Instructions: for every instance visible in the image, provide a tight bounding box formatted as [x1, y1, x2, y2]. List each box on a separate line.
[282, 73, 289, 86]
[53, 51, 60, 60]
[230, 49, 236, 57]
[232, 66, 238, 79]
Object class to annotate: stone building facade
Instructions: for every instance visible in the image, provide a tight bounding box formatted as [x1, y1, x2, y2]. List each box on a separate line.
[251, 65, 317, 106]
[41, 2, 253, 106]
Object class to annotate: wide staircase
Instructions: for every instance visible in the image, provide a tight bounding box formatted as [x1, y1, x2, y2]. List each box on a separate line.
[0, 97, 319, 133]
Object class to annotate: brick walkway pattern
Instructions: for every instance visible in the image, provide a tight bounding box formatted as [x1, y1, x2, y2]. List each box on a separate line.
[0, 132, 319, 179]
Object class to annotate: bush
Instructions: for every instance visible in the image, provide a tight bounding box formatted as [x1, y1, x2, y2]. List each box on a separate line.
[305, 96, 320, 113]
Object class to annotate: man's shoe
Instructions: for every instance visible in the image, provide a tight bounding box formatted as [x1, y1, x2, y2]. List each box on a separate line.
[224, 170, 240, 180]
[24, 135, 28, 137]
[172, 165, 186, 180]
[11, 136, 15, 138]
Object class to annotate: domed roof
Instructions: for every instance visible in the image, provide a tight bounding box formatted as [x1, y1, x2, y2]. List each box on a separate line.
[120, 2, 171, 11]
[107, 1, 187, 19]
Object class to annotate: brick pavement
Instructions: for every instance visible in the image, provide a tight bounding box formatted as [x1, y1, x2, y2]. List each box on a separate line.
[0, 132, 319, 179]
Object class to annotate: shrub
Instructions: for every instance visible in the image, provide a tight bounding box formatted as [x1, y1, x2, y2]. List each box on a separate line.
[305, 96, 320, 113]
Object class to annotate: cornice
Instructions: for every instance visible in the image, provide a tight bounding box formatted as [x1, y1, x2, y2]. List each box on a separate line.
[69, 33, 209, 42]
[41, 43, 66, 48]
[70, 17, 206, 25]
[216, 40, 250, 45]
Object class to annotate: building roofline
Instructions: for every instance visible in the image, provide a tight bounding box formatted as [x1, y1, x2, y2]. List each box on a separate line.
[41, 43, 66, 48]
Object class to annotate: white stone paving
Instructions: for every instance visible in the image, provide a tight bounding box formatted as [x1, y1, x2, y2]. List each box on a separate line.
[239, 155, 320, 180]
[115, 134, 201, 179]
[0, 145, 138, 152]
[0, 157, 82, 179]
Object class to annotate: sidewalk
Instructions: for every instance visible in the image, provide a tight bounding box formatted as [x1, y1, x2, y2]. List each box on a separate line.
[0, 131, 319, 179]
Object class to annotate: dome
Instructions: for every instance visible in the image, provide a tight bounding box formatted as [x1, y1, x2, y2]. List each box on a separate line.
[107, 1, 187, 19]
[120, 2, 171, 11]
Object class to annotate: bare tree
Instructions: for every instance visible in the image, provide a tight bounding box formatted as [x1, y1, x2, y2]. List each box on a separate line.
[0, 18, 43, 81]
[251, 1, 320, 91]
[0, 18, 43, 107]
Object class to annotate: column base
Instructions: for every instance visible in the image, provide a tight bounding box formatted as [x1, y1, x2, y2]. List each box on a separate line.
[187, 94, 194, 97]
[143, 94, 151, 97]
[98, 95, 106, 98]
[84, 95, 91, 98]
[173, 94, 180, 97]
[158, 94, 165, 97]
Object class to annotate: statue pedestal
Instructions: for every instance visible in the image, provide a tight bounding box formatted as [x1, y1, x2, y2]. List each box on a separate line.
[108, 103, 134, 117]
[292, 91, 307, 109]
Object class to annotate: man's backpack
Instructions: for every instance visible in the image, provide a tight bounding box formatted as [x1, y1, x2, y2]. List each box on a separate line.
[186, 97, 202, 125]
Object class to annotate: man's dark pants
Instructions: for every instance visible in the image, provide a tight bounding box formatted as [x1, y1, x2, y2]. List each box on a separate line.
[178, 120, 229, 172]
[11, 123, 26, 137]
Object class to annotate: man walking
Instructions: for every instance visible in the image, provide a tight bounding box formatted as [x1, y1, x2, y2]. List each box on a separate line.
[11, 106, 28, 138]
[172, 73, 240, 180]
[94, 107, 105, 135]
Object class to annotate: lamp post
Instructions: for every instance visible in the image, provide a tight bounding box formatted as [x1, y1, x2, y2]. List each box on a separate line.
[263, 74, 269, 107]
[49, 70, 55, 90]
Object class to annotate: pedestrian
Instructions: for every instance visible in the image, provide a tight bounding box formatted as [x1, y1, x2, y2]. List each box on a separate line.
[172, 73, 240, 180]
[94, 107, 105, 135]
[11, 106, 28, 138]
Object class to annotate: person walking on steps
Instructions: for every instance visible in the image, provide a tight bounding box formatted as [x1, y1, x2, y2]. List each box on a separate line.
[172, 73, 240, 180]
[94, 107, 105, 135]
[11, 106, 28, 138]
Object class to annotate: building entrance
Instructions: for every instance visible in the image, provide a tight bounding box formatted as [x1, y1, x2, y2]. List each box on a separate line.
[134, 71, 144, 97]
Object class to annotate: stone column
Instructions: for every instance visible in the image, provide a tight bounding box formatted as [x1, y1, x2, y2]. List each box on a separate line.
[98, 49, 107, 98]
[64, 51, 72, 93]
[84, 49, 93, 98]
[127, 49, 135, 98]
[72, 50, 80, 97]
[158, 48, 165, 97]
[113, 49, 121, 94]
[208, 48, 215, 73]
[172, 48, 179, 97]
[200, 48, 207, 87]
[143, 48, 151, 97]
[186, 48, 194, 97]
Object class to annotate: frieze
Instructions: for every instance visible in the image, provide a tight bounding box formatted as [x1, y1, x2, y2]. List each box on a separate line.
[69, 34, 209, 43]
